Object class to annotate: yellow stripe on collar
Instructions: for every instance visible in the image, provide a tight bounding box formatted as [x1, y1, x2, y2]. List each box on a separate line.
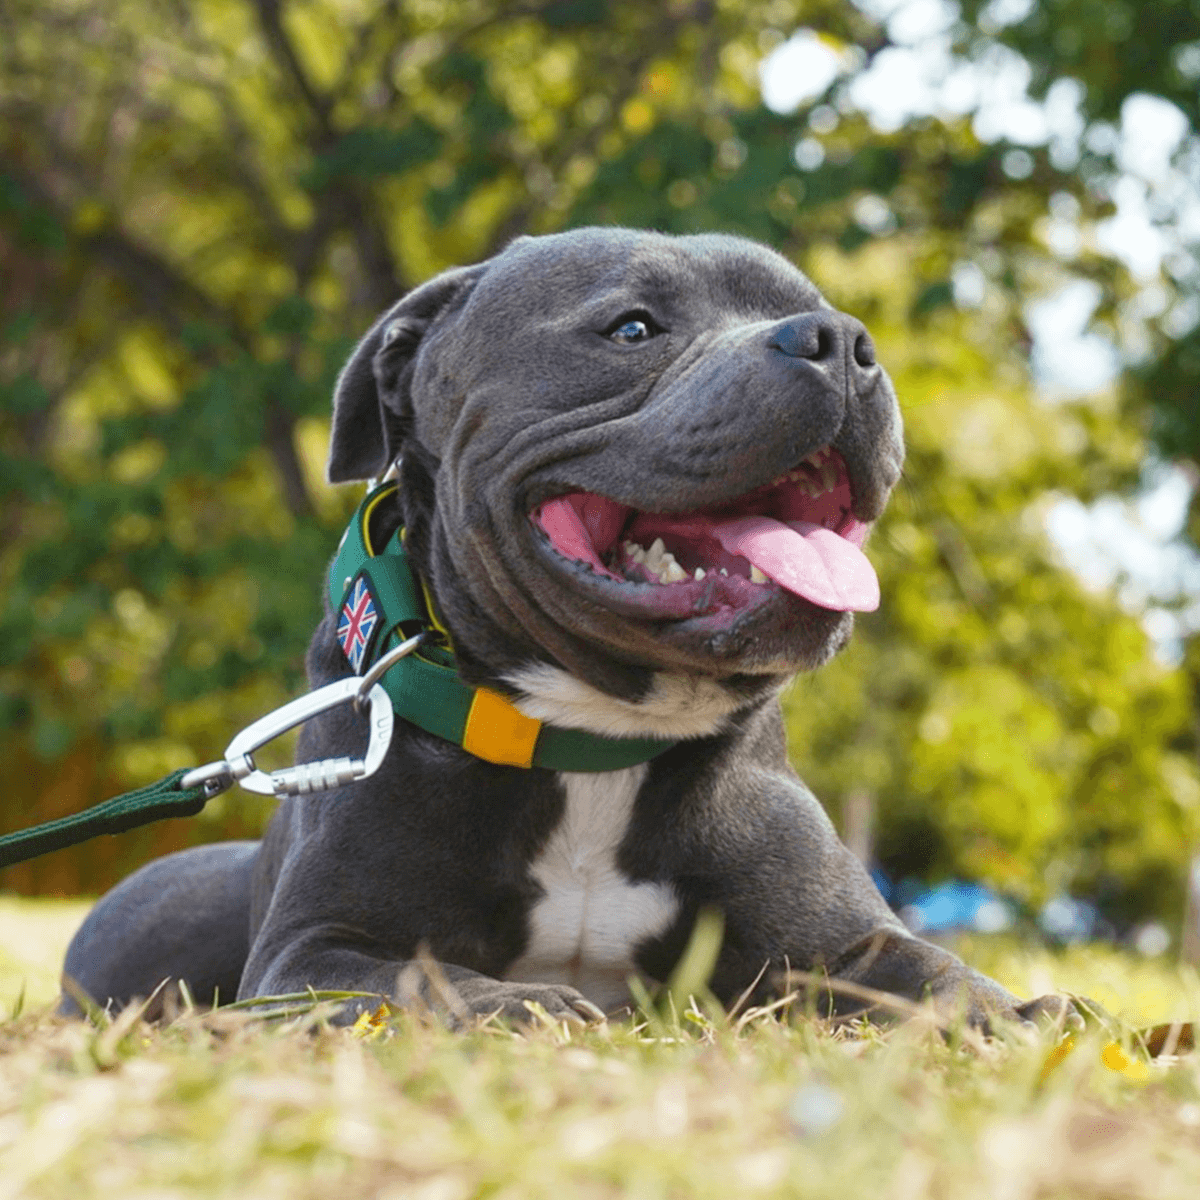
[413, 548, 454, 648]
[365, 489, 455, 650]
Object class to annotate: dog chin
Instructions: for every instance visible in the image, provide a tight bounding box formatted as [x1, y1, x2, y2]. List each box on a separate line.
[502, 603, 850, 741]
[683, 597, 854, 675]
[504, 663, 755, 740]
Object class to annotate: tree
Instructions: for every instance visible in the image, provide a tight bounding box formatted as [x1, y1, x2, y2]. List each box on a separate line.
[0, 0, 1196, 926]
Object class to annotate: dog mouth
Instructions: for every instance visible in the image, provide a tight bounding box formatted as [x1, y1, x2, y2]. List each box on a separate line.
[529, 447, 879, 619]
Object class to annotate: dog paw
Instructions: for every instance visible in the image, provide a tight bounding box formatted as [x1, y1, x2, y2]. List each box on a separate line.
[1013, 993, 1085, 1032]
[836, 933, 1087, 1037]
[926, 974, 1069, 1035]
[319, 977, 607, 1030]
[457, 979, 607, 1027]
[935, 982, 1091, 1039]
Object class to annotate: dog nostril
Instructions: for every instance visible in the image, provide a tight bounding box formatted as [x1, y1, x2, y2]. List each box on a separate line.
[770, 314, 863, 364]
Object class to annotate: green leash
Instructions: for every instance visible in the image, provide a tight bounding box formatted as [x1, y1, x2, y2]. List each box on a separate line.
[0, 670, 398, 871]
[0, 484, 679, 870]
[0, 771, 205, 870]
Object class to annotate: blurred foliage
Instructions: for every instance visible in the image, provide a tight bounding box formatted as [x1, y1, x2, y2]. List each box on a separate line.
[789, 239, 1195, 927]
[0, 0, 1198, 927]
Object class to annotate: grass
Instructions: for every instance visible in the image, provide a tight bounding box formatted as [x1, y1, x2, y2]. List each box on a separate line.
[0, 895, 91, 1014]
[3, 899, 1200, 1199]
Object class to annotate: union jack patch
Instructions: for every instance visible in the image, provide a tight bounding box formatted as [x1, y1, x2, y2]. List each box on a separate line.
[337, 574, 380, 672]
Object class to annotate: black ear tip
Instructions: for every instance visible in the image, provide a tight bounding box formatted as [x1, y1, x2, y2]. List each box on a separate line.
[326, 260, 489, 486]
[326, 440, 389, 484]
[326, 344, 391, 483]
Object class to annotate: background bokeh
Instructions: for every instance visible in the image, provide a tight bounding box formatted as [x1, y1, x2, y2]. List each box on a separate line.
[2, 0, 1199, 936]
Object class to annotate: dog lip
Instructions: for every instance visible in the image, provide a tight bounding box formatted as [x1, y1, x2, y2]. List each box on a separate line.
[524, 440, 877, 522]
[528, 531, 859, 644]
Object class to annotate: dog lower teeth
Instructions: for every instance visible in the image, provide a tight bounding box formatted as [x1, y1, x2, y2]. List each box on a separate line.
[622, 540, 704, 585]
[619, 540, 773, 587]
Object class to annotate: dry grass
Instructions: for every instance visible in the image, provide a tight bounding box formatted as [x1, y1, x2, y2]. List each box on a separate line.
[0, 896, 90, 1013]
[3, 899, 1200, 1199]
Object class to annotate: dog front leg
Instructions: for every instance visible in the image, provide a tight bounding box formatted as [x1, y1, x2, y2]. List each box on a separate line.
[239, 930, 605, 1027]
[700, 777, 1071, 1032]
[820, 927, 1072, 1031]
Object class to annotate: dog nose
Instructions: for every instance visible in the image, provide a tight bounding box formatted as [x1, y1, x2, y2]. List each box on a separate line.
[767, 312, 877, 373]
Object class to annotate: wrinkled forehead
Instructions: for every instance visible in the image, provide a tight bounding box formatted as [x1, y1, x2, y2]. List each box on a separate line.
[466, 229, 826, 323]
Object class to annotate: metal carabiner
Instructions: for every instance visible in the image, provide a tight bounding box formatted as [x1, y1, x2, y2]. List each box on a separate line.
[180, 677, 393, 798]
[220, 675, 395, 796]
[179, 631, 426, 800]
[177, 675, 393, 799]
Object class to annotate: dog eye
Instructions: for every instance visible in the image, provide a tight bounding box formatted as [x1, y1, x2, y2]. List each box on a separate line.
[605, 312, 662, 345]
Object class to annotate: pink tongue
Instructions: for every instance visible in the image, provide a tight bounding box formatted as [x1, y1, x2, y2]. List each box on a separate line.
[711, 516, 879, 612]
[535, 496, 624, 579]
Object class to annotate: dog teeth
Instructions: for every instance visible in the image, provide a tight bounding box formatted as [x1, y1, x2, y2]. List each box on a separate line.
[776, 448, 839, 496]
[622, 539, 720, 586]
[749, 565, 768, 584]
[623, 538, 694, 584]
[653, 550, 681, 582]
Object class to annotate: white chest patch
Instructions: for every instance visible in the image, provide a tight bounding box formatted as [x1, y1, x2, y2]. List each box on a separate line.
[505, 765, 678, 1011]
[504, 662, 745, 740]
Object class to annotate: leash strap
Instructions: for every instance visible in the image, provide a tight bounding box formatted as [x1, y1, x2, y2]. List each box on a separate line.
[0, 669, 402, 871]
[330, 483, 678, 772]
[0, 769, 205, 870]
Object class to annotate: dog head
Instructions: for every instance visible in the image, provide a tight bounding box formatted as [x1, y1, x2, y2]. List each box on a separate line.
[328, 228, 903, 733]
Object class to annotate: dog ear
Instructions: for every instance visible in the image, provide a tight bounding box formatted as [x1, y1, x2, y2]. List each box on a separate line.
[327, 264, 485, 483]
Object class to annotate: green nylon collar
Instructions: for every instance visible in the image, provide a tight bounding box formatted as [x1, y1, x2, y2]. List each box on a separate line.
[329, 484, 678, 772]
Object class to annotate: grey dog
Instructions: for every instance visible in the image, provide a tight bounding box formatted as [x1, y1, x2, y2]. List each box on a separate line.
[64, 228, 1064, 1028]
